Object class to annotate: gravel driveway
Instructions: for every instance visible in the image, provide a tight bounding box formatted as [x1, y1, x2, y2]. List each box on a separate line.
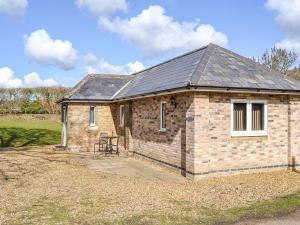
[1, 147, 300, 224]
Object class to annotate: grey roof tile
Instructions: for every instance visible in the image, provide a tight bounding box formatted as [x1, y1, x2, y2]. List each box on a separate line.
[64, 44, 300, 101]
[189, 44, 300, 91]
[65, 74, 133, 100]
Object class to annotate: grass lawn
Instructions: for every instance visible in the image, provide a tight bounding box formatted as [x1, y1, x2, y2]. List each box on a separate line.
[1, 148, 300, 225]
[0, 114, 61, 147]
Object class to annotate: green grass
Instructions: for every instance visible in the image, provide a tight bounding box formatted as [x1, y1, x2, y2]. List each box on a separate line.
[0, 115, 61, 147]
[111, 191, 300, 225]
[24, 201, 70, 225]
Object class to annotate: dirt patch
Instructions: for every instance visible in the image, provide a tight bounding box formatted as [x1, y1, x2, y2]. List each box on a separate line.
[1, 147, 300, 224]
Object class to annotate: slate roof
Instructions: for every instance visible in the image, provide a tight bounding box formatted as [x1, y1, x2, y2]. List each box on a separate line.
[190, 44, 300, 91]
[62, 44, 300, 102]
[64, 74, 133, 101]
[115, 47, 205, 99]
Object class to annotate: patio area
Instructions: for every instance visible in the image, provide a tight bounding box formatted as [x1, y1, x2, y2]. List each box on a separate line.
[73, 151, 185, 182]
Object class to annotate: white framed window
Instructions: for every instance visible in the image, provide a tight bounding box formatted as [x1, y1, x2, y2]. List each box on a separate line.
[89, 106, 96, 126]
[119, 105, 124, 127]
[160, 101, 167, 131]
[231, 99, 267, 137]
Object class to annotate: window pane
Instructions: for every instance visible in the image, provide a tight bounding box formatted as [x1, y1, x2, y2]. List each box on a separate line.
[90, 107, 95, 124]
[233, 103, 246, 131]
[120, 106, 124, 126]
[161, 103, 166, 129]
[252, 103, 264, 130]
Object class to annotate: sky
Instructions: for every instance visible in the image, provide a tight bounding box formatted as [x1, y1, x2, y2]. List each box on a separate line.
[0, 0, 300, 88]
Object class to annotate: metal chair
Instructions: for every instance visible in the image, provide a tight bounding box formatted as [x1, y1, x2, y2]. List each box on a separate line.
[93, 133, 109, 158]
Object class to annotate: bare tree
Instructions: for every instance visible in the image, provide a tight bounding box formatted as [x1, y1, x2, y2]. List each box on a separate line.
[261, 47, 297, 74]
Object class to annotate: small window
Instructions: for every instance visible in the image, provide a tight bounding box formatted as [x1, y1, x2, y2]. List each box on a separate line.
[252, 103, 264, 131]
[160, 102, 167, 131]
[231, 100, 267, 136]
[233, 103, 247, 131]
[89, 106, 95, 126]
[119, 105, 124, 127]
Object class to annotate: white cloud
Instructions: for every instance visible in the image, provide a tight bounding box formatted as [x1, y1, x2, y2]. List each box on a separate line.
[266, 0, 300, 59]
[0, 0, 28, 18]
[0, 67, 23, 88]
[83, 54, 145, 74]
[99, 5, 228, 57]
[276, 39, 300, 55]
[82, 53, 99, 64]
[126, 61, 145, 74]
[76, 0, 128, 17]
[0, 67, 58, 88]
[24, 72, 58, 87]
[266, 0, 300, 36]
[24, 29, 77, 70]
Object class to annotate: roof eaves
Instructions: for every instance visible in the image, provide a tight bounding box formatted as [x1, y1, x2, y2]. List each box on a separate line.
[189, 84, 300, 93]
[60, 99, 113, 103]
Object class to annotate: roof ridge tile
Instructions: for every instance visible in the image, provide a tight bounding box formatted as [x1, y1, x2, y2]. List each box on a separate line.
[189, 43, 215, 85]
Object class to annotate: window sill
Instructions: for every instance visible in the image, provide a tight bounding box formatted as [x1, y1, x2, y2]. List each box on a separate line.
[88, 125, 98, 130]
[231, 131, 267, 137]
[159, 128, 167, 132]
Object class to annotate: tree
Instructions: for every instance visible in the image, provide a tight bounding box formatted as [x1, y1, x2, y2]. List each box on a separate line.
[261, 47, 297, 75]
[0, 87, 69, 114]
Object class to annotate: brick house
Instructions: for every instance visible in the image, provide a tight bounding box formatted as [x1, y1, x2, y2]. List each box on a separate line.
[59, 44, 300, 179]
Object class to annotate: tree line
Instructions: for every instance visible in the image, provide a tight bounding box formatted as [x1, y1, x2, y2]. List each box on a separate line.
[0, 87, 69, 114]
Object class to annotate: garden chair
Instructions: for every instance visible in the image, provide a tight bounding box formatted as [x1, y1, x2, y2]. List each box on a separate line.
[93, 132, 109, 158]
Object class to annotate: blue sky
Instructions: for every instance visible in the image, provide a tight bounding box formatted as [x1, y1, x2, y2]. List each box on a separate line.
[0, 0, 299, 87]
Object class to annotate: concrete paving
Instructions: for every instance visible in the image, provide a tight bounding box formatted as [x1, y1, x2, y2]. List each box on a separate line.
[74, 152, 185, 182]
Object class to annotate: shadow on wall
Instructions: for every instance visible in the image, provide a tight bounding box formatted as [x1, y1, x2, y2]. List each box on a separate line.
[111, 94, 192, 176]
[181, 127, 187, 176]
[292, 156, 297, 171]
[110, 102, 133, 150]
[0, 128, 61, 148]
